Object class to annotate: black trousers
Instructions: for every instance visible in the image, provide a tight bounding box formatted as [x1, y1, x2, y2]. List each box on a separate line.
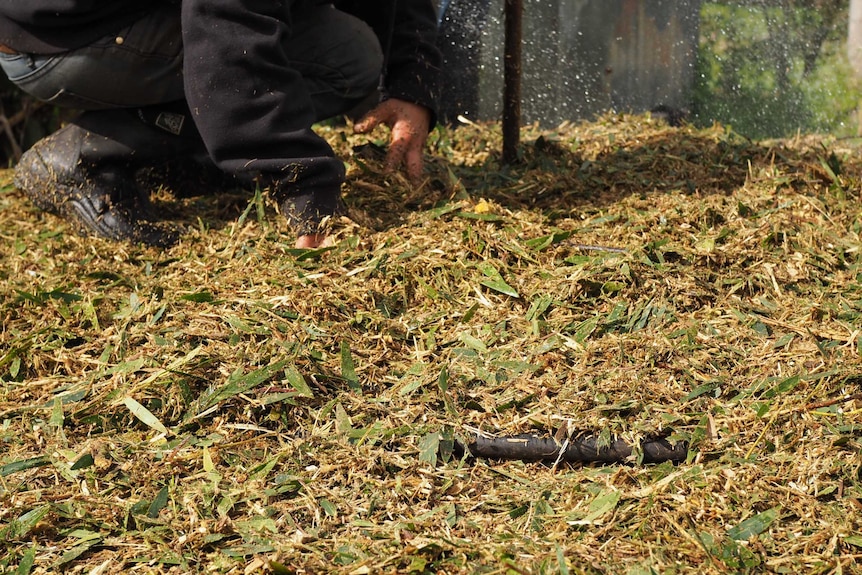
[0, 3, 382, 123]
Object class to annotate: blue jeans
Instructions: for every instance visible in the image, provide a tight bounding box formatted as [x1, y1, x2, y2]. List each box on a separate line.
[0, 3, 382, 121]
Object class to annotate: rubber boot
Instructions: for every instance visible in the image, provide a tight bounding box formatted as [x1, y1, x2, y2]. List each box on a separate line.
[14, 106, 210, 247]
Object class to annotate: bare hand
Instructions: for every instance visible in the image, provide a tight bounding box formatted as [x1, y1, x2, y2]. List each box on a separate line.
[354, 98, 431, 184]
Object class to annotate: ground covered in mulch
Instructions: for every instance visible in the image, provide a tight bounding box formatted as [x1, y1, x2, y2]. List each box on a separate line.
[1, 114, 861, 574]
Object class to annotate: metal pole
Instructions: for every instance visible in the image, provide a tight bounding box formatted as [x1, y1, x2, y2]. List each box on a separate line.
[502, 0, 522, 164]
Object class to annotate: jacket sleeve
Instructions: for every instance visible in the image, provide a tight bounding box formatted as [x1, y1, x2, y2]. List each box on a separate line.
[180, 0, 345, 231]
[336, 0, 441, 124]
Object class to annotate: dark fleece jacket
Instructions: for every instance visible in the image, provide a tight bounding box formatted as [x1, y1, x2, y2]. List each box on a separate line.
[0, 0, 441, 233]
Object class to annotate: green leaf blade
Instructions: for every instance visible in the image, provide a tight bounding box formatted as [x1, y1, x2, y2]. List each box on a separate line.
[123, 397, 169, 435]
[728, 506, 780, 541]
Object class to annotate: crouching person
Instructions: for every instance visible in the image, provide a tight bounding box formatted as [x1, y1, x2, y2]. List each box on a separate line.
[0, 0, 441, 248]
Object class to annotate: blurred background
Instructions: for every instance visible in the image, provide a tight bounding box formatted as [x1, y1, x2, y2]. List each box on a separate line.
[437, 0, 859, 138]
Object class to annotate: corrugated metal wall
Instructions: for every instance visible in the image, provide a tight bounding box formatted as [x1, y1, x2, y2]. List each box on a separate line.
[437, 0, 702, 126]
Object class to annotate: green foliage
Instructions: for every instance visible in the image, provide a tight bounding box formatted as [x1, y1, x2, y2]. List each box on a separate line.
[694, 1, 859, 138]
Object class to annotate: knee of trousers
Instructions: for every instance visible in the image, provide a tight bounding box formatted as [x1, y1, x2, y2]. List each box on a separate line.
[344, 19, 384, 97]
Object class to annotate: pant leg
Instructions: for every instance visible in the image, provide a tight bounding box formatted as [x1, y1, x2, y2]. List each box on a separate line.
[0, 4, 183, 110]
[0, 3, 381, 118]
[285, 4, 383, 121]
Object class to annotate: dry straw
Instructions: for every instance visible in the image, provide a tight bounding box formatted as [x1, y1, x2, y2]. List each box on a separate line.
[1, 113, 860, 573]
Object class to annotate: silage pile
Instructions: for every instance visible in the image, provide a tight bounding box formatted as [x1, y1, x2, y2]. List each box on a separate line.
[1, 114, 860, 573]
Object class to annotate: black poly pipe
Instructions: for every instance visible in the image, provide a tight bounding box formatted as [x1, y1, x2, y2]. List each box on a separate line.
[466, 433, 689, 464]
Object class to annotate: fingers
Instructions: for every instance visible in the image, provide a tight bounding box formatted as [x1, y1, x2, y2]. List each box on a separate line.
[386, 124, 425, 184]
[354, 100, 395, 134]
[404, 141, 425, 183]
[354, 99, 430, 183]
[384, 125, 410, 172]
[353, 110, 380, 134]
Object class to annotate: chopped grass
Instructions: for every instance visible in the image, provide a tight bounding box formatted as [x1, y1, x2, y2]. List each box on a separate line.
[1, 113, 861, 574]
